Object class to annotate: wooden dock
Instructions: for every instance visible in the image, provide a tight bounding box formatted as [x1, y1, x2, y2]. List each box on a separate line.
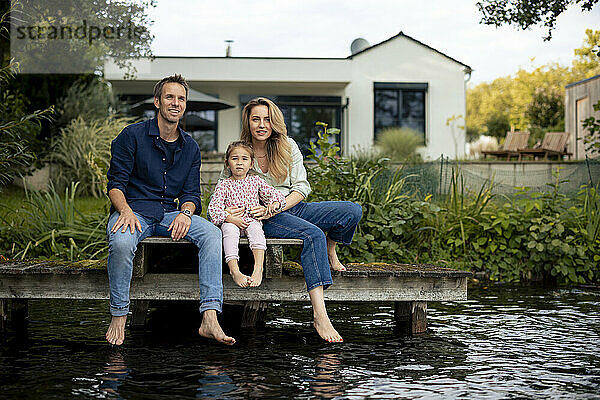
[0, 237, 470, 334]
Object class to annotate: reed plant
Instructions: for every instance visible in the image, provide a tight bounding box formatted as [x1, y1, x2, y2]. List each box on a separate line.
[0, 182, 108, 260]
[49, 116, 132, 197]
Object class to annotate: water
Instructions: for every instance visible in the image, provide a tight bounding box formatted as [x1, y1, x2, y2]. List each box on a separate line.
[1, 285, 599, 399]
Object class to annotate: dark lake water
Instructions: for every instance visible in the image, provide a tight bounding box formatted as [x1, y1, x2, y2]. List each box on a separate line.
[1, 285, 599, 399]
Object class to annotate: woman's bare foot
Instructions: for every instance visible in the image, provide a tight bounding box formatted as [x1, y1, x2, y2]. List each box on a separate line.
[198, 310, 236, 345]
[106, 315, 127, 345]
[229, 265, 251, 288]
[314, 315, 343, 343]
[326, 237, 346, 271]
[249, 266, 263, 287]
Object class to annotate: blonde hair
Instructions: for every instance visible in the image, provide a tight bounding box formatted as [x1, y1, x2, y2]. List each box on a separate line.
[224, 140, 254, 175]
[240, 98, 291, 184]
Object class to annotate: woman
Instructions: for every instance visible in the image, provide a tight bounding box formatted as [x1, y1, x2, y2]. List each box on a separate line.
[222, 97, 362, 343]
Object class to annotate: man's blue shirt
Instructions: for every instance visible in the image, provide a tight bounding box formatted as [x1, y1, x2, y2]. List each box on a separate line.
[107, 117, 202, 222]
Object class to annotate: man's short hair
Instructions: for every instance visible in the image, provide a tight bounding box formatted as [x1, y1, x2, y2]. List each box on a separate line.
[153, 74, 189, 101]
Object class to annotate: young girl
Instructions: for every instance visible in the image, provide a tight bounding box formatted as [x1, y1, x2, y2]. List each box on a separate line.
[208, 141, 285, 288]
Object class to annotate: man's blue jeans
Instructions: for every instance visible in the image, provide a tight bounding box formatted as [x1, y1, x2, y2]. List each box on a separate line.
[106, 211, 223, 316]
[262, 201, 362, 291]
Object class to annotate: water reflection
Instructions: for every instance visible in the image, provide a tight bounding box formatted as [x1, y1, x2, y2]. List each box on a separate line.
[99, 350, 130, 398]
[310, 353, 343, 399]
[196, 366, 237, 398]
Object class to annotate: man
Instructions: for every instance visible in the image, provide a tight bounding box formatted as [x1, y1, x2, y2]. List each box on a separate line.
[105, 74, 235, 345]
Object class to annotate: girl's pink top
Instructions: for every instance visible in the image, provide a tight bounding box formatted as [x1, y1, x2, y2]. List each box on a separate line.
[208, 174, 286, 226]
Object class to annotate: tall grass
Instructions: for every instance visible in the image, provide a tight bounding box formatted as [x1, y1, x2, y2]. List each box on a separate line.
[0, 183, 108, 260]
[49, 116, 132, 197]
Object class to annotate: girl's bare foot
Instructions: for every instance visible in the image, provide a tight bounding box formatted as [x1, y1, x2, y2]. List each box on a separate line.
[106, 315, 127, 345]
[314, 315, 343, 343]
[198, 310, 236, 345]
[249, 266, 263, 287]
[229, 267, 251, 288]
[326, 237, 346, 271]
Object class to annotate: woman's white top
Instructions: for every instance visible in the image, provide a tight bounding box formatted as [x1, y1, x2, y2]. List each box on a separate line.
[219, 137, 311, 199]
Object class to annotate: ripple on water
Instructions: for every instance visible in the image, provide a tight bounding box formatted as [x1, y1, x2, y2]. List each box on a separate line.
[0, 287, 599, 399]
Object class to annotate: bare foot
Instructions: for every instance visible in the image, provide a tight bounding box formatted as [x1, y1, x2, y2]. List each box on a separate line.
[314, 315, 343, 343]
[326, 237, 346, 271]
[198, 310, 236, 345]
[106, 315, 127, 345]
[230, 268, 251, 288]
[249, 266, 263, 287]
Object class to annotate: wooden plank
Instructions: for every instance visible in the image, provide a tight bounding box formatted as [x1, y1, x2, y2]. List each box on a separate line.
[0, 273, 468, 302]
[240, 301, 268, 328]
[140, 237, 303, 246]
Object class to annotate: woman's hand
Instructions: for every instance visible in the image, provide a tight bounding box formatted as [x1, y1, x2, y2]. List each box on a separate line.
[225, 214, 249, 229]
[248, 205, 268, 220]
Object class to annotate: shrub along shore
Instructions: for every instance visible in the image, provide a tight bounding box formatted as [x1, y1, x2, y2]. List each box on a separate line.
[1, 133, 598, 285]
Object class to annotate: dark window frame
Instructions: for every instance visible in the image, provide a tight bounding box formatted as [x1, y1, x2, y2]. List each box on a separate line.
[373, 82, 428, 144]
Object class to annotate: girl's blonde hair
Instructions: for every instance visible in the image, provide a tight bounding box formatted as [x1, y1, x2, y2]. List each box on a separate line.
[224, 140, 254, 172]
[240, 98, 291, 184]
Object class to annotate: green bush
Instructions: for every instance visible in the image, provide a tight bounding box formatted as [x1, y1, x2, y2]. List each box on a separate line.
[49, 116, 132, 197]
[375, 127, 423, 162]
[307, 128, 600, 284]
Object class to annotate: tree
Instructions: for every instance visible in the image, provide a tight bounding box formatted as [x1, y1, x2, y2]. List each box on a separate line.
[476, 0, 599, 40]
[0, 8, 52, 189]
[526, 86, 564, 129]
[572, 29, 600, 78]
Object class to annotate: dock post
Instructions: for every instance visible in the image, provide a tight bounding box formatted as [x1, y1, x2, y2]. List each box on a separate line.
[130, 300, 150, 329]
[132, 243, 149, 278]
[265, 244, 283, 278]
[394, 301, 427, 334]
[0, 299, 7, 330]
[240, 301, 268, 328]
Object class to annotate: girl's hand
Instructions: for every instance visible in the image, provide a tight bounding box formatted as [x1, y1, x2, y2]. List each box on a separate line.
[225, 214, 249, 229]
[225, 206, 244, 217]
[249, 205, 268, 220]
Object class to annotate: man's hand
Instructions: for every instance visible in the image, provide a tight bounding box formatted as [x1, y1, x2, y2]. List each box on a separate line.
[168, 212, 192, 240]
[111, 209, 142, 234]
[225, 214, 249, 229]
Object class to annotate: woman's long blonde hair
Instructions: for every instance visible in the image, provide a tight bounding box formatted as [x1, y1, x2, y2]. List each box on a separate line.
[240, 98, 291, 183]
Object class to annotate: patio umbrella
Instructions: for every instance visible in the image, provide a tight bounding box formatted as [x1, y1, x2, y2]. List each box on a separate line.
[130, 89, 235, 112]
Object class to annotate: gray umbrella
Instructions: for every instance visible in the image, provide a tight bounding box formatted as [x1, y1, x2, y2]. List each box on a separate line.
[130, 88, 235, 112]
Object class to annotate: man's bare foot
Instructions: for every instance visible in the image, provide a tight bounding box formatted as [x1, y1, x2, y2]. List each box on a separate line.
[230, 268, 251, 288]
[314, 314, 343, 343]
[198, 310, 236, 345]
[249, 266, 263, 287]
[106, 315, 127, 345]
[326, 238, 346, 271]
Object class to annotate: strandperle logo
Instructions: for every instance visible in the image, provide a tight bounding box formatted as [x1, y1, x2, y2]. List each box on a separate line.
[10, 0, 152, 75]
[14, 20, 145, 46]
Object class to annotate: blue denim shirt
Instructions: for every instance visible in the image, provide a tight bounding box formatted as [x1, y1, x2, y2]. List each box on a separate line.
[107, 118, 202, 222]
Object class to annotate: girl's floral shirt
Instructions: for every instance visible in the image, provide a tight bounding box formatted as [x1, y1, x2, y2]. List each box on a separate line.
[207, 174, 286, 225]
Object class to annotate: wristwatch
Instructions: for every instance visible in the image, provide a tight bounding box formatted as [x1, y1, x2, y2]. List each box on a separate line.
[180, 209, 192, 219]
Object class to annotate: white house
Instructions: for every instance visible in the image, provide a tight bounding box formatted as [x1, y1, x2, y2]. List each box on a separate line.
[105, 32, 472, 159]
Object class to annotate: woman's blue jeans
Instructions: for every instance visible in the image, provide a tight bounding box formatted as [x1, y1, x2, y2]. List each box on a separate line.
[262, 201, 362, 291]
[106, 211, 223, 317]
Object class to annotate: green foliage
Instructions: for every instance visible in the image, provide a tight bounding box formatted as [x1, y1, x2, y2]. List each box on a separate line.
[49, 116, 132, 197]
[0, 182, 109, 260]
[526, 86, 564, 129]
[476, 0, 598, 41]
[583, 100, 600, 156]
[57, 78, 122, 127]
[308, 129, 600, 284]
[375, 127, 423, 163]
[467, 29, 599, 137]
[484, 113, 511, 140]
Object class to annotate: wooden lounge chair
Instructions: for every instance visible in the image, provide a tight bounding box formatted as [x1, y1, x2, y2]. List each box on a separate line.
[517, 132, 572, 161]
[482, 131, 530, 160]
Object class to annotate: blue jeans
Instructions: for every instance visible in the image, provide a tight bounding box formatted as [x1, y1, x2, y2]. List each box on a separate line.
[262, 201, 362, 291]
[106, 211, 223, 316]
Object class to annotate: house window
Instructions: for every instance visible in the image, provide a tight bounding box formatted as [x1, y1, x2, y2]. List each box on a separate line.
[240, 95, 342, 156]
[374, 82, 427, 144]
